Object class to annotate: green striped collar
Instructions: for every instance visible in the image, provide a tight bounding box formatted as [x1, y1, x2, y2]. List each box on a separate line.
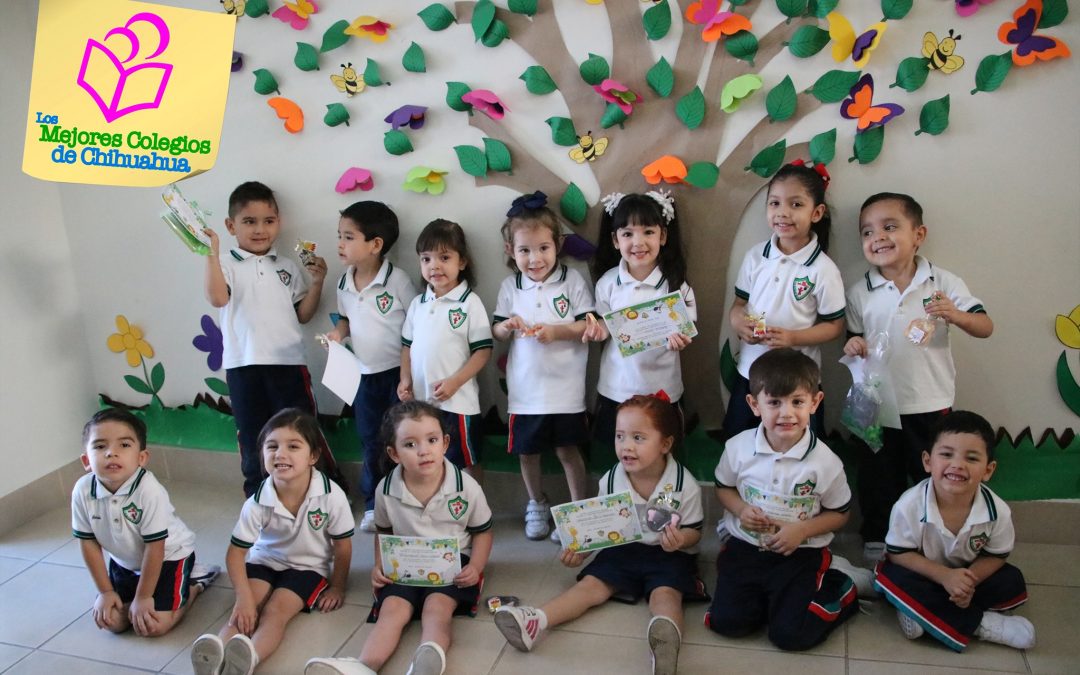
[421, 280, 471, 304]
[90, 467, 146, 499]
[229, 248, 278, 261]
[515, 265, 568, 290]
[752, 425, 817, 460]
[764, 234, 822, 267]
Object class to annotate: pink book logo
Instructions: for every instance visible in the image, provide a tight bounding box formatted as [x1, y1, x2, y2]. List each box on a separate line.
[76, 12, 172, 123]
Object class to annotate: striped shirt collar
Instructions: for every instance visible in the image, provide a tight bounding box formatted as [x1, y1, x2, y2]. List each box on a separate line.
[89, 467, 147, 499]
[253, 469, 332, 508]
[921, 479, 998, 525]
[752, 424, 817, 461]
[339, 259, 394, 292]
[383, 459, 464, 507]
[763, 233, 822, 267]
[420, 280, 471, 304]
[516, 264, 568, 290]
[229, 247, 278, 261]
[615, 259, 665, 289]
[865, 255, 934, 291]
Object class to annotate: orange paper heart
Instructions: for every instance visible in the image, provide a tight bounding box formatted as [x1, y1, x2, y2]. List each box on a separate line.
[641, 155, 687, 185]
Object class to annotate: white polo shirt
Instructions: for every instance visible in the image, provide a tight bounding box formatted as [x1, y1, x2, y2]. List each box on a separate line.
[846, 257, 986, 414]
[72, 468, 196, 572]
[595, 261, 697, 403]
[493, 265, 595, 414]
[230, 469, 355, 578]
[401, 281, 493, 415]
[219, 247, 309, 369]
[733, 234, 846, 378]
[886, 478, 1013, 567]
[336, 260, 418, 374]
[599, 455, 704, 552]
[374, 459, 493, 556]
[714, 425, 851, 548]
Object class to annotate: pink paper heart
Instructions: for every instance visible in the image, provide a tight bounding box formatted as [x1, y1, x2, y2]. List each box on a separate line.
[335, 167, 373, 193]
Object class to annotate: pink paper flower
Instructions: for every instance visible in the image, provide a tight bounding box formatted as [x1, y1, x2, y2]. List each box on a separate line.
[461, 89, 508, 119]
[594, 79, 641, 115]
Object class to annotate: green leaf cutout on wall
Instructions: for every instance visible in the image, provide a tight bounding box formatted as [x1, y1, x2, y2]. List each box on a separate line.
[809, 128, 837, 165]
[455, 145, 488, 177]
[481, 19, 509, 47]
[579, 53, 610, 86]
[508, 0, 538, 16]
[324, 103, 350, 127]
[1039, 0, 1068, 28]
[520, 66, 558, 95]
[545, 117, 579, 146]
[363, 59, 384, 86]
[685, 162, 720, 189]
[971, 53, 1012, 95]
[205, 377, 230, 397]
[294, 42, 319, 71]
[915, 95, 950, 136]
[787, 26, 830, 58]
[850, 125, 885, 164]
[891, 56, 931, 92]
[471, 0, 496, 40]
[244, 0, 268, 18]
[320, 20, 350, 53]
[725, 30, 759, 65]
[807, 0, 839, 18]
[643, 0, 672, 40]
[560, 183, 588, 225]
[384, 130, 414, 155]
[600, 103, 628, 129]
[252, 69, 279, 95]
[647, 57, 674, 97]
[776, 0, 808, 21]
[402, 42, 427, 73]
[418, 4, 455, 31]
[446, 81, 473, 111]
[807, 70, 860, 104]
[745, 139, 787, 177]
[483, 138, 512, 173]
[766, 75, 798, 122]
[880, 0, 913, 20]
[676, 86, 706, 129]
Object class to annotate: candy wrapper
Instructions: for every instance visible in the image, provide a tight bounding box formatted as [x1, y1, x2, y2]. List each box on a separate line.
[296, 240, 318, 266]
[643, 490, 682, 532]
[839, 332, 901, 452]
[485, 595, 520, 613]
[746, 312, 767, 339]
[907, 292, 945, 347]
[161, 184, 213, 255]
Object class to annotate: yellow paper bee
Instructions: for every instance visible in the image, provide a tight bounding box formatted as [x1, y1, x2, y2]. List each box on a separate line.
[568, 132, 609, 163]
[923, 29, 965, 74]
[331, 63, 364, 96]
[221, 0, 245, 15]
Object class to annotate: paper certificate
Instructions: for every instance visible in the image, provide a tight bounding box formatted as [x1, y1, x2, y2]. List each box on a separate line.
[739, 485, 818, 543]
[322, 340, 362, 404]
[550, 491, 644, 553]
[603, 291, 698, 358]
[379, 535, 461, 587]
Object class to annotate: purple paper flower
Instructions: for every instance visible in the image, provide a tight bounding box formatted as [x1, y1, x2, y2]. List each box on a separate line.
[384, 104, 428, 130]
[192, 314, 223, 372]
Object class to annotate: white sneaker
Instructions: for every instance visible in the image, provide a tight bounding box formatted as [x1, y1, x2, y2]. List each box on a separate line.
[305, 656, 378, 675]
[222, 634, 258, 675]
[524, 498, 551, 540]
[863, 541, 887, 565]
[549, 527, 562, 544]
[495, 605, 546, 652]
[830, 555, 880, 599]
[975, 611, 1036, 649]
[405, 641, 446, 675]
[647, 615, 681, 675]
[190, 563, 221, 592]
[191, 633, 224, 675]
[896, 610, 925, 640]
[359, 510, 377, 533]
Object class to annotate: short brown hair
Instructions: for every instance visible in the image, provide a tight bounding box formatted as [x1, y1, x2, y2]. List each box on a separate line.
[747, 348, 820, 397]
[82, 408, 147, 449]
[228, 181, 278, 218]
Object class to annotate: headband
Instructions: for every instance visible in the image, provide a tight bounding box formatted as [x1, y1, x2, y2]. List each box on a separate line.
[788, 159, 831, 190]
[600, 190, 676, 224]
[506, 190, 548, 217]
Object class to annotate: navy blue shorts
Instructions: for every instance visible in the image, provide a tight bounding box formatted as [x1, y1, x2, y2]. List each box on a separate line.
[367, 555, 482, 622]
[245, 563, 328, 612]
[442, 411, 483, 468]
[578, 542, 709, 603]
[507, 412, 589, 455]
[109, 552, 195, 612]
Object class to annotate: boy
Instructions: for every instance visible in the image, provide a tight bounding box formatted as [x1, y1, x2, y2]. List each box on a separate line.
[204, 181, 331, 496]
[706, 349, 860, 651]
[73, 409, 218, 636]
[844, 193, 994, 562]
[874, 411, 1034, 651]
[325, 201, 417, 533]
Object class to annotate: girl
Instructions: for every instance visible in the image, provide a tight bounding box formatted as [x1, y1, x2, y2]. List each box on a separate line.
[583, 190, 695, 448]
[191, 409, 354, 675]
[494, 395, 707, 675]
[305, 401, 494, 675]
[492, 191, 593, 541]
[721, 161, 846, 440]
[398, 219, 493, 479]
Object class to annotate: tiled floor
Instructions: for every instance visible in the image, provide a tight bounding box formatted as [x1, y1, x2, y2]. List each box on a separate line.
[0, 479, 1076, 674]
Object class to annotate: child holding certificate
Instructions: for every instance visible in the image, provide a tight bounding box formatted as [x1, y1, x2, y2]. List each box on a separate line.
[494, 395, 707, 675]
[305, 401, 493, 675]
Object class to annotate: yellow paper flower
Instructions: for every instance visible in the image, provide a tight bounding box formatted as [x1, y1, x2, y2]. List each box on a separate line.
[106, 315, 154, 367]
[345, 15, 392, 42]
[1056, 305, 1080, 349]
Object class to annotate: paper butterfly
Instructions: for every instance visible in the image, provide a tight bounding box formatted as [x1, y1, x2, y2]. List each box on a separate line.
[997, 0, 1071, 67]
[685, 0, 752, 42]
[272, 0, 318, 30]
[827, 11, 887, 68]
[954, 0, 995, 17]
[840, 74, 904, 132]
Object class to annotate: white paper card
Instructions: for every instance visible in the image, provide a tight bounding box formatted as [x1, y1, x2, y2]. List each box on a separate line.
[322, 340, 362, 404]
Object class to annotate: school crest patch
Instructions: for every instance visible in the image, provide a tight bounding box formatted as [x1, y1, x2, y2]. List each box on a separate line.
[793, 480, 816, 496]
[122, 502, 143, 525]
[277, 269, 293, 286]
[307, 508, 328, 531]
[376, 291, 394, 315]
[968, 532, 990, 554]
[447, 496, 468, 520]
[552, 294, 570, 318]
[448, 308, 467, 330]
[792, 276, 814, 301]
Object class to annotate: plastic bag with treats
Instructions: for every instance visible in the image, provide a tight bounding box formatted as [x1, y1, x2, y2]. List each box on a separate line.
[839, 332, 900, 452]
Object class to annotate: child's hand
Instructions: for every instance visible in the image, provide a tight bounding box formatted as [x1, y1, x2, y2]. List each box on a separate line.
[203, 227, 220, 256]
[666, 332, 692, 351]
[532, 324, 558, 344]
[317, 585, 345, 612]
[843, 336, 868, 357]
[737, 505, 771, 533]
[924, 292, 959, 324]
[581, 313, 608, 343]
[659, 522, 688, 552]
[371, 566, 393, 590]
[940, 567, 977, 602]
[129, 595, 160, 636]
[734, 316, 763, 345]
[325, 326, 345, 346]
[93, 590, 123, 630]
[397, 379, 414, 402]
[950, 589, 973, 608]
[763, 327, 796, 348]
[501, 316, 529, 336]
[761, 521, 804, 556]
[305, 255, 328, 286]
[229, 598, 259, 636]
[558, 548, 588, 568]
[432, 377, 460, 402]
[454, 563, 482, 588]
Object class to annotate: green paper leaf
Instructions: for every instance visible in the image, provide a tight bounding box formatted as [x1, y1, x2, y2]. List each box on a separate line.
[646, 57, 674, 97]
[745, 139, 787, 177]
[364, 58, 384, 86]
[520, 65, 557, 94]
[471, 0, 496, 41]
[508, 0, 538, 15]
[808, 127, 837, 165]
[560, 182, 588, 225]
[1039, 0, 1068, 29]
[599, 103, 629, 129]
[294, 42, 319, 72]
[454, 145, 488, 177]
[205, 377, 230, 397]
[1055, 351, 1080, 416]
[676, 86, 706, 130]
[729, 0, 749, 4]
[545, 116, 578, 146]
[483, 138, 512, 172]
[807, 0, 839, 18]
[915, 94, 950, 136]
[150, 363, 165, 392]
[481, 19, 509, 48]
[849, 125, 885, 164]
[787, 25, 830, 58]
[684, 161, 719, 189]
[244, 0, 268, 18]
[324, 103, 350, 127]
[320, 20, 350, 53]
[765, 75, 798, 122]
[125, 375, 153, 395]
[880, 0, 912, 20]
[384, 130, 413, 155]
[402, 42, 426, 73]
[643, 0, 672, 41]
[890, 56, 931, 92]
[579, 53, 610, 86]
[252, 68, 279, 95]
[971, 52, 1013, 95]
[418, 3, 455, 31]
[776, 0, 808, 20]
[724, 30, 759, 65]
[807, 70, 860, 104]
[446, 81, 473, 110]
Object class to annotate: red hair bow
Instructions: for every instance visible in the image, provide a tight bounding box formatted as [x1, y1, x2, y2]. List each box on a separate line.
[650, 389, 671, 403]
[789, 159, 831, 190]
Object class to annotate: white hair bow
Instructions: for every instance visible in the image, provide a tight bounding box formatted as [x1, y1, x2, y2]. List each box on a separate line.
[601, 192, 625, 216]
[645, 189, 675, 224]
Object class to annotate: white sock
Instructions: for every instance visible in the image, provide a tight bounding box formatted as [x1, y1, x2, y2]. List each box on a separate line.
[536, 607, 549, 630]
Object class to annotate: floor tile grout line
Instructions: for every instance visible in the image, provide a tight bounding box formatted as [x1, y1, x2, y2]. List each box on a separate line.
[29, 646, 160, 673]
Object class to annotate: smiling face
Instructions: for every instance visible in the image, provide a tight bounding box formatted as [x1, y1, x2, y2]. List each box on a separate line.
[419, 247, 466, 297]
[612, 221, 666, 280]
[388, 415, 449, 479]
[82, 421, 149, 493]
[922, 432, 996, 501]
[766, 177, 825, 255]
[747, 386, 823, 453]
[337, 216, 383, 269]
[225, 200, 280, 256]
[614, 406, 673, 476]
[262, 425, 317, 485]
[858, 199, 926, 273]
[508, 225, 559, 283]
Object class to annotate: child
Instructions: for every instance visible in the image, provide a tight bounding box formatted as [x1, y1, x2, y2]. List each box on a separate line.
[305, 401, 493, 675]
[874, 411, 1034, 651]
[844, 193, 993, 562]
[492, 191, 593, 541]
[706, 349, 860, 651]
[583, 191, 695, 447]
[203, 181, 332, 497]
[191, 409, 353, 675]
[398, 219, 493, 479]
[722, 161, 845, 440]
[73, 409, 218, 637]
[325, 201, 418, 533]
[493, 395, 707, 675]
